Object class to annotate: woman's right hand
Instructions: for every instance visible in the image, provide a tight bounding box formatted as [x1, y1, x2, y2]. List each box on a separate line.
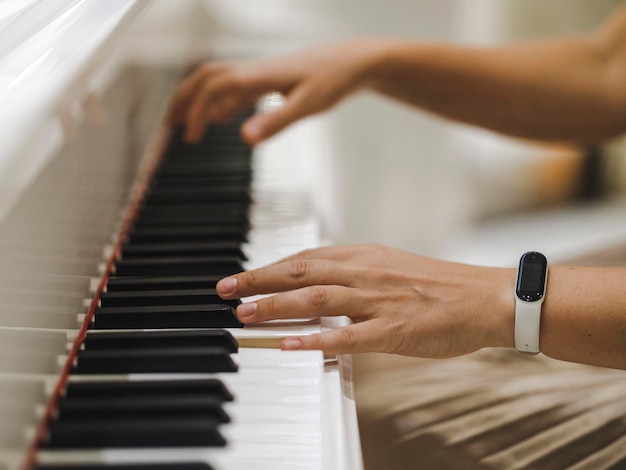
[166, 39, 384, 145]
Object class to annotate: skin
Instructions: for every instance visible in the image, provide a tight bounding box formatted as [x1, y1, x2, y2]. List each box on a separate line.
[167, 4, 626, 369]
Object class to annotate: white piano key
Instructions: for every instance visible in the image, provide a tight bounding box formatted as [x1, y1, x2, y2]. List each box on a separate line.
[0, 274, 89, 296]
[0, 291, 85, 310]
[0, 330, 67, 375]
[0, 309, 81, 330]
[39, 349, 327, 468]
[0, 449, 26, 470]
[37, 447, 324, 470]
[0, 380, 46, 454]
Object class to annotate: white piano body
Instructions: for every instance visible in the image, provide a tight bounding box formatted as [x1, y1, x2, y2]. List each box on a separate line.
[0, 1, 362, 469]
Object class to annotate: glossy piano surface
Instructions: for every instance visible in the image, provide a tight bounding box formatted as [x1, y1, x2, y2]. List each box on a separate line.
[0, 2, 362, 469]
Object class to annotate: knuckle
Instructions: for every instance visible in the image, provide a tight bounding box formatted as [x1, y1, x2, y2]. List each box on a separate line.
[204, 61, 229, 72]
[243, 269, 259, 289]
[261, 295, 277, 316]
[294, 92, 317, 113]
[337, 327, 359, 350]
[198, 80, 217, 100]
[307, 333, 324, 351]
[197, 63, 210, 73]
[228, 69, 249, 89]
[286, 259, 310, 280]
[197, 63, 217, 76]
[308, 286, 329, 309]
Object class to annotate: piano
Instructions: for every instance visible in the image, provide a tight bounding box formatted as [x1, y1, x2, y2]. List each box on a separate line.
[0, 2, 362, 469]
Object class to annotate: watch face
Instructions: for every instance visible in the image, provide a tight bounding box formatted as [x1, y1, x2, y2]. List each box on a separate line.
[516, 252, 547, 302]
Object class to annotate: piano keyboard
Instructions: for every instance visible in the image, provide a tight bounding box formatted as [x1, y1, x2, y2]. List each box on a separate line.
[0, 71, 360, 469]
[36, 348, 328, 470]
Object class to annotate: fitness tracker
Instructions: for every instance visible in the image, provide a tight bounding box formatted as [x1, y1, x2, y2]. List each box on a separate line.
[515, 251, 548, 354]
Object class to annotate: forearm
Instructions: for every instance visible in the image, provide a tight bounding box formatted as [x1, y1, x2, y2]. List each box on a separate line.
[362, 23, 626, 143]
[536, 265, 626, 369]
[492, 265, 626, 369]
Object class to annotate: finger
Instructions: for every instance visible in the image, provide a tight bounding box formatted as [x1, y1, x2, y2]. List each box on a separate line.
[281, 321, 384, 355]
[241, 82, 320, 144]
[166, 65, 216, 127]
[184, 75, 237, 142]
[235, 285, 364, 324]
[212, 92, 257, 125]
[216, 259, 356, 299]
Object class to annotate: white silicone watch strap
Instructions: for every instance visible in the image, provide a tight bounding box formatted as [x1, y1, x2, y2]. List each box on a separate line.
[514, 297, 543, 354]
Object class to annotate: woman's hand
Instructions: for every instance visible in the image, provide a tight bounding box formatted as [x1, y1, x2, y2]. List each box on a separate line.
[166, 40, 383, 145]
[217, 244, 516, 357]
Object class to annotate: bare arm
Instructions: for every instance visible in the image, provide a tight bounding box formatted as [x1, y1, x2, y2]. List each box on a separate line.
[541, 265, 626, 369]
[167, 3, 626, 145]
[216, 245, 626, 370]
[368, 4, 626, 143]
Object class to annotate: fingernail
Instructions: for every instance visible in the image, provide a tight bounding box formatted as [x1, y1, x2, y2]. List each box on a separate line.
[237, 302, 257, 318]
[282, 338, 303, 350]
[216, 277, 237, 294]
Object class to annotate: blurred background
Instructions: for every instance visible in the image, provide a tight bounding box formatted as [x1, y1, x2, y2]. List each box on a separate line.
[127, 0, 626, 269]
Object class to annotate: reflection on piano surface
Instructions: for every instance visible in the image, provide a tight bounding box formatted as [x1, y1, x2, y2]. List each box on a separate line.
[0, 2, 362, 469]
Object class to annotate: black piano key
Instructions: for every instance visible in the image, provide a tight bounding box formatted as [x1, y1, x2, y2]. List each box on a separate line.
[73, 347, 237, 374]
[134, 214, 250, 232]
[94, 304, 242, 329]
[99, 289, 240, 309]
[165, 145, 246, 158]
[63, 379, 234, 401]
[56, 395, 230, 423]
[127, 225, 247, 244]
[139, 200, 250, 212]
[83, 330, 239, 353]
[145, 187, 251, 204]
[153, 158, 250, 170]
[113, 256, 243, 277]
[163, 141, 251, 156]
[132, 211, 249, 229]
[106, 275, 223, 292]
[35, 464, 215, 470]
[120, 241, 247, 260]
[43, 419, 226, 448]
[152, 174, 251, 188]
[138, 201, 250, 218]
[162, 143, 251, 156]
[163, 142, 248, 152]
[154, 160, 251, 174]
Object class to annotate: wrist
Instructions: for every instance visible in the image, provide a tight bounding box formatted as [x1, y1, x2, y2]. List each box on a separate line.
[485, 267, 517, 349]
[360, 39, 413, 91]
